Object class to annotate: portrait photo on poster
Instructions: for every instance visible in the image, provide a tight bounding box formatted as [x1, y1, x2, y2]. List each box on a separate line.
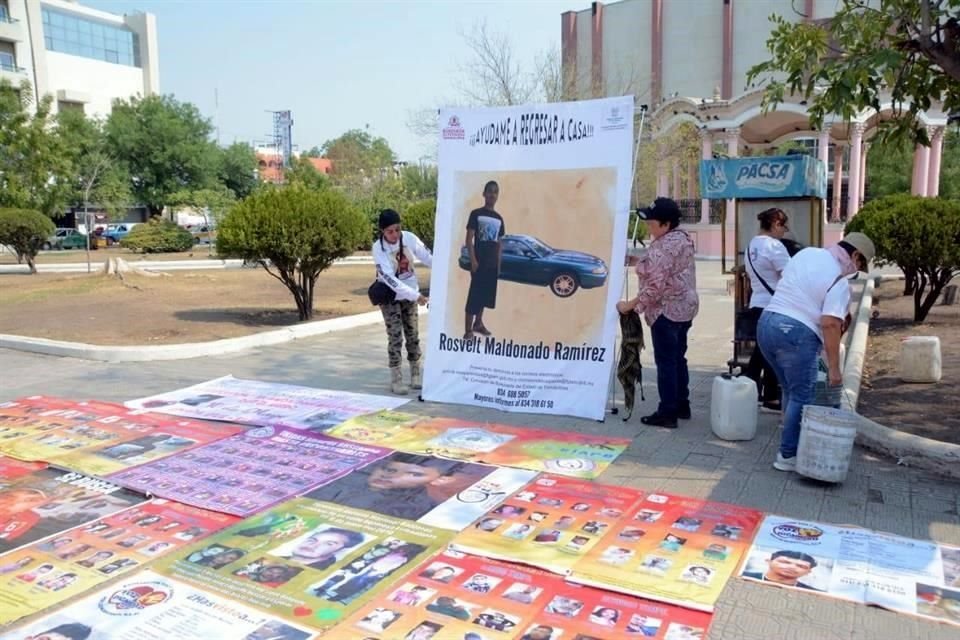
[442, 169, 617, 350]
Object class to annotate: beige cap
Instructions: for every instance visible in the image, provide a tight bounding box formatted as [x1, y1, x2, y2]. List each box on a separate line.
[843, 232, 875, 262]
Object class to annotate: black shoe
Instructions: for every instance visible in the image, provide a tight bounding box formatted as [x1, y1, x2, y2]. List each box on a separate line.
[679, 404, 691, 420]
[640, 412, 678, 428]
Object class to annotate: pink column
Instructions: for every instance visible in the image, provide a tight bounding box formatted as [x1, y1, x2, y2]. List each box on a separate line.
[672, 160, 681, 199]
[656, 163, 667, 197]
[818, 128, 831, 223]
[846, 123, 863, 218]
[687, 159, 697, 199]
[650, 0, 663, 104]
[927, 127, 944, 197]
[911, 145, 923, 195]
[725, 127, 739, 226]
[700, 130, 713, 224]
[832, 145, 843, 222]
[916, 142, 931, 197]
[858, 142, 869, 206]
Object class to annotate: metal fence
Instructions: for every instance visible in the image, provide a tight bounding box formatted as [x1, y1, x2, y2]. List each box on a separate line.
[674, 199, 724, 224]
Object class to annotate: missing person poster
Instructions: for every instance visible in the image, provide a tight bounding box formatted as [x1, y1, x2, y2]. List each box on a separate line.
[152, 498, 450, 634]
[741, 515, 960, 627]
[125, 376, 410, 431]
[0, 570, 319, 640]
[303, 451, 536, 531]
[0, 456, 46, 480]
[450, 474, 644, 576]
[108, 426, 390, 517]
[328, 414, 630, 480]
[334, 549, 713, 640]
[570, 493, 763, 613]
[0, 469, 145, 555]
[0, 499, 237, 625]
[424, 97, 635, 421]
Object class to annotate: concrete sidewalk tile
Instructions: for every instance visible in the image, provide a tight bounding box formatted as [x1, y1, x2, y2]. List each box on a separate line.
[659, 478, 716, 499]
[775, 490, 827, 521]
[911, 511, 960, 545]
[912, 495, 960, 516]
[819, 495, 868, 525]
[850, 605, 936, 640]
[865, 503, 915, 538]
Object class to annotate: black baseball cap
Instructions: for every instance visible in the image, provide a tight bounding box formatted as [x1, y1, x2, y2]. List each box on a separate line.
[637, 197, 681, 224]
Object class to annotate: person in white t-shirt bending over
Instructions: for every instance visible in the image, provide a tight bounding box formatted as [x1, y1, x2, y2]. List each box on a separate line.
[373, 209, 433, 395]
[757, 232, 875, 472]
[743, 208, 791, 412]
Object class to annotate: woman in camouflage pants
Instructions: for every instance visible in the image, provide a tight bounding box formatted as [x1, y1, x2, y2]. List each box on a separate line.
[373, 209, 432, 394]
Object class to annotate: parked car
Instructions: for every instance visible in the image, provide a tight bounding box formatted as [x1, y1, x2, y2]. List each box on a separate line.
[101, 223, 140, 245]
[42, 228, 90, 250]
[458, 234, 608, 298]
[190, 224, 217, 245]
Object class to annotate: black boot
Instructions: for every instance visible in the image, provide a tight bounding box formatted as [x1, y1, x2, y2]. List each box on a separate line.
[640, 412, 678, 428]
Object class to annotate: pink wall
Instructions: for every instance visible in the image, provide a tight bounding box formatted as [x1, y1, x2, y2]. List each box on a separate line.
[685, 223, 847, 260]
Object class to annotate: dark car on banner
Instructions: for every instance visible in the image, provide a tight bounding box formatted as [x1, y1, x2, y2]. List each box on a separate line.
[458, 234, 608, 298]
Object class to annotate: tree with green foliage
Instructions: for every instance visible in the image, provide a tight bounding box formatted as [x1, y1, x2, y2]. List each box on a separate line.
[403, 199, 437, 250]
[56, 109, 132, 218]
[846, 194, 960, 321]
[168, 186, 236, 223]
[0, 208, 56, 274]
[866, 132, 960, 201]
[0, 81, 72, 218]
[284, 156, 330, 191]
[216, 186, 368, 321]
[105, 95, 220, 216]
[400, 164, 438, 200]
[302, 146, 324, 158]
[351, 177, 410, 246]
[321, 129, 395, 185]
[121, 218, 194, 254]
[748, 1, 960, 145]
[218, 142, 258, 200]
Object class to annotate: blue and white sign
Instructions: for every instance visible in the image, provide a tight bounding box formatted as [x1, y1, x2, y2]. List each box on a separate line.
[700, 155, 826, 199]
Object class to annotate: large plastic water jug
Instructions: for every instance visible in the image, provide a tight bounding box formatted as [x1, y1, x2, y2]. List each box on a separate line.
[796, 406, 858, 483]
[900, 336, 942, 383]
[710, 375, 758, 441]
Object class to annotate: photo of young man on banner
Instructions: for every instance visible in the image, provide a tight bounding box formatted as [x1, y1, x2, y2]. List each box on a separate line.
[423, 97, 634, 420]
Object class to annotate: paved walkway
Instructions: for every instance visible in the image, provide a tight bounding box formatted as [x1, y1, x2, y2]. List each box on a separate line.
[1, 261, 958, 639]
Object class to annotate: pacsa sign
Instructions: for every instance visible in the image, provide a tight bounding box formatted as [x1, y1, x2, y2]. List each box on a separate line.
[734, 160, 794, 191]
[699, 155, 827, 199]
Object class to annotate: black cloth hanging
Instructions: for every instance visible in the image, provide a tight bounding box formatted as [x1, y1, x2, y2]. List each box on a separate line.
[617, 311, 646, 421]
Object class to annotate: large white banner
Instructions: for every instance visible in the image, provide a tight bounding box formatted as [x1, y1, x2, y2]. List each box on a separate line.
[423, 97, 634, 420]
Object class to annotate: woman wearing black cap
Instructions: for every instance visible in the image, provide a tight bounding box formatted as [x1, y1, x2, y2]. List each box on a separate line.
[373, 209, 433, 395]
[616, 197, 699, 428]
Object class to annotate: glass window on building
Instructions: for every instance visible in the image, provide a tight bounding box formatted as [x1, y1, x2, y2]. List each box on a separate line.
[0, 1, 11, 22]
[0, 41, 16, 72]
[40, 5, 141, 68]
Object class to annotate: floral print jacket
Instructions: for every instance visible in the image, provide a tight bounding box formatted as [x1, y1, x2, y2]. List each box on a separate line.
[633, 228, 699, 325]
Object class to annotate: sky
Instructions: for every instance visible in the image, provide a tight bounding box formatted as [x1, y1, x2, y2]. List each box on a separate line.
[86, 0, 584, 161]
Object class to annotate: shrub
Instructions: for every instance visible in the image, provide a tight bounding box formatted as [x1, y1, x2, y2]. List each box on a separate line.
[0, 208, 55, 274]
[121, 218, 194, 253]
[846, 194, 960, 322]
[403, 198, 437, 250]
[216, 185, 368, 320]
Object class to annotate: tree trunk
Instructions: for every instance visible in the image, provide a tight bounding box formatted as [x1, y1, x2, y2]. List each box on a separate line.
[147, 204, 164, 219]
[914, 269, 953, 323]
[26, 255, 37, 274]
[903, 265, 917, 296]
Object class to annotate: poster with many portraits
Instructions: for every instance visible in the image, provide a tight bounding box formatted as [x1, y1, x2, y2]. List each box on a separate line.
[335, 549, 712, 640]
[151, 498, 450, 634]
[741, 515, 960, 627]
[0, 570, 319, 640]
[0, 499, 237, 625]
[423, 97, 635, 420]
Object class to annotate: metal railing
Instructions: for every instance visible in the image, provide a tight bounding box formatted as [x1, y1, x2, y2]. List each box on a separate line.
[674, 198, 724, 224]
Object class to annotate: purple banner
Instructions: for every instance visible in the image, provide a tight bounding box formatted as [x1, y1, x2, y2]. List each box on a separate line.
[108, 426, 390, 517]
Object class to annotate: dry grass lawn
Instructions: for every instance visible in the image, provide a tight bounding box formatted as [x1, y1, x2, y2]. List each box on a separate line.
[0, 265, 428, 345]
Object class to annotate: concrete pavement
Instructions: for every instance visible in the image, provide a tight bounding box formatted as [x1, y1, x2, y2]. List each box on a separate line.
[0, 262, 958, 639]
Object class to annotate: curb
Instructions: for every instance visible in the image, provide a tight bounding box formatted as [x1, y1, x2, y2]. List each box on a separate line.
[0, 307, 428, 363]
[841, 275, 960, 480]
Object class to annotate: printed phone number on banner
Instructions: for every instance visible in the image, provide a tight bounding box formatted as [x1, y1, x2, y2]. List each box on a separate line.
[473, 389, 555, 410]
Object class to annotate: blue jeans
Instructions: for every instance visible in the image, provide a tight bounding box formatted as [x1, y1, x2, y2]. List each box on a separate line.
[757, 311, 821, 458]
[650, 316, 692, 417]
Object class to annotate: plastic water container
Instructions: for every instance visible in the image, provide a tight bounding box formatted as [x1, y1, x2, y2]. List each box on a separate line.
[899, 336, 942, 383]
[796, 406, 859, 483]
[710, 374, 758, 441]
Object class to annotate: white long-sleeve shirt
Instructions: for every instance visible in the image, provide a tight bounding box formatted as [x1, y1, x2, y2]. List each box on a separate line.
[372, 230, 433, 302]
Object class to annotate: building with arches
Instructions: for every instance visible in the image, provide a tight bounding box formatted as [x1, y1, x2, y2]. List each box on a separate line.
[561, 0, 948, 257]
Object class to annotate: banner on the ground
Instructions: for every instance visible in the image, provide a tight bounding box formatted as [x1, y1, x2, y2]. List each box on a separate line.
[152, 498, 450, 634]
[423, 97, 634, 420]
[335, 549, 713, 640]
[741, 515, 960, 627]
[303, 451, 536, 531]
[0, 397, 242, 476]
[450, 474, 644, 576]
[108, 426, 390, 517]
[327, 412, 630, 479]
[0, 499, 237, 625]
[0, 469, 145, 555]
[0, 456, 46, 480]
[125, 375, 410, 431]
[0, 570, 319, 640]
[570, 492, 764, 612]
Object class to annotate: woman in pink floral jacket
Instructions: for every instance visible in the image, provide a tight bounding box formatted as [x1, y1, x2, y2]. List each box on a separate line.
[617, 198, 699, 428]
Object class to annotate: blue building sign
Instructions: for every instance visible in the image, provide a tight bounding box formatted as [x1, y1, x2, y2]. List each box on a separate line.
[699, 155, 827, 200]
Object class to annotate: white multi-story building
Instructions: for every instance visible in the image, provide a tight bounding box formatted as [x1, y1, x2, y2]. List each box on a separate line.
[0, 0, 158, 116]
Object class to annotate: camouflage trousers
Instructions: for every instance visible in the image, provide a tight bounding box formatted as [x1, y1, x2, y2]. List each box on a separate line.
[380, 300, 420, 368]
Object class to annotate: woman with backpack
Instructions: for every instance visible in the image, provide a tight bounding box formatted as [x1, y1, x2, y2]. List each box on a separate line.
[371, 209, 432, 395]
